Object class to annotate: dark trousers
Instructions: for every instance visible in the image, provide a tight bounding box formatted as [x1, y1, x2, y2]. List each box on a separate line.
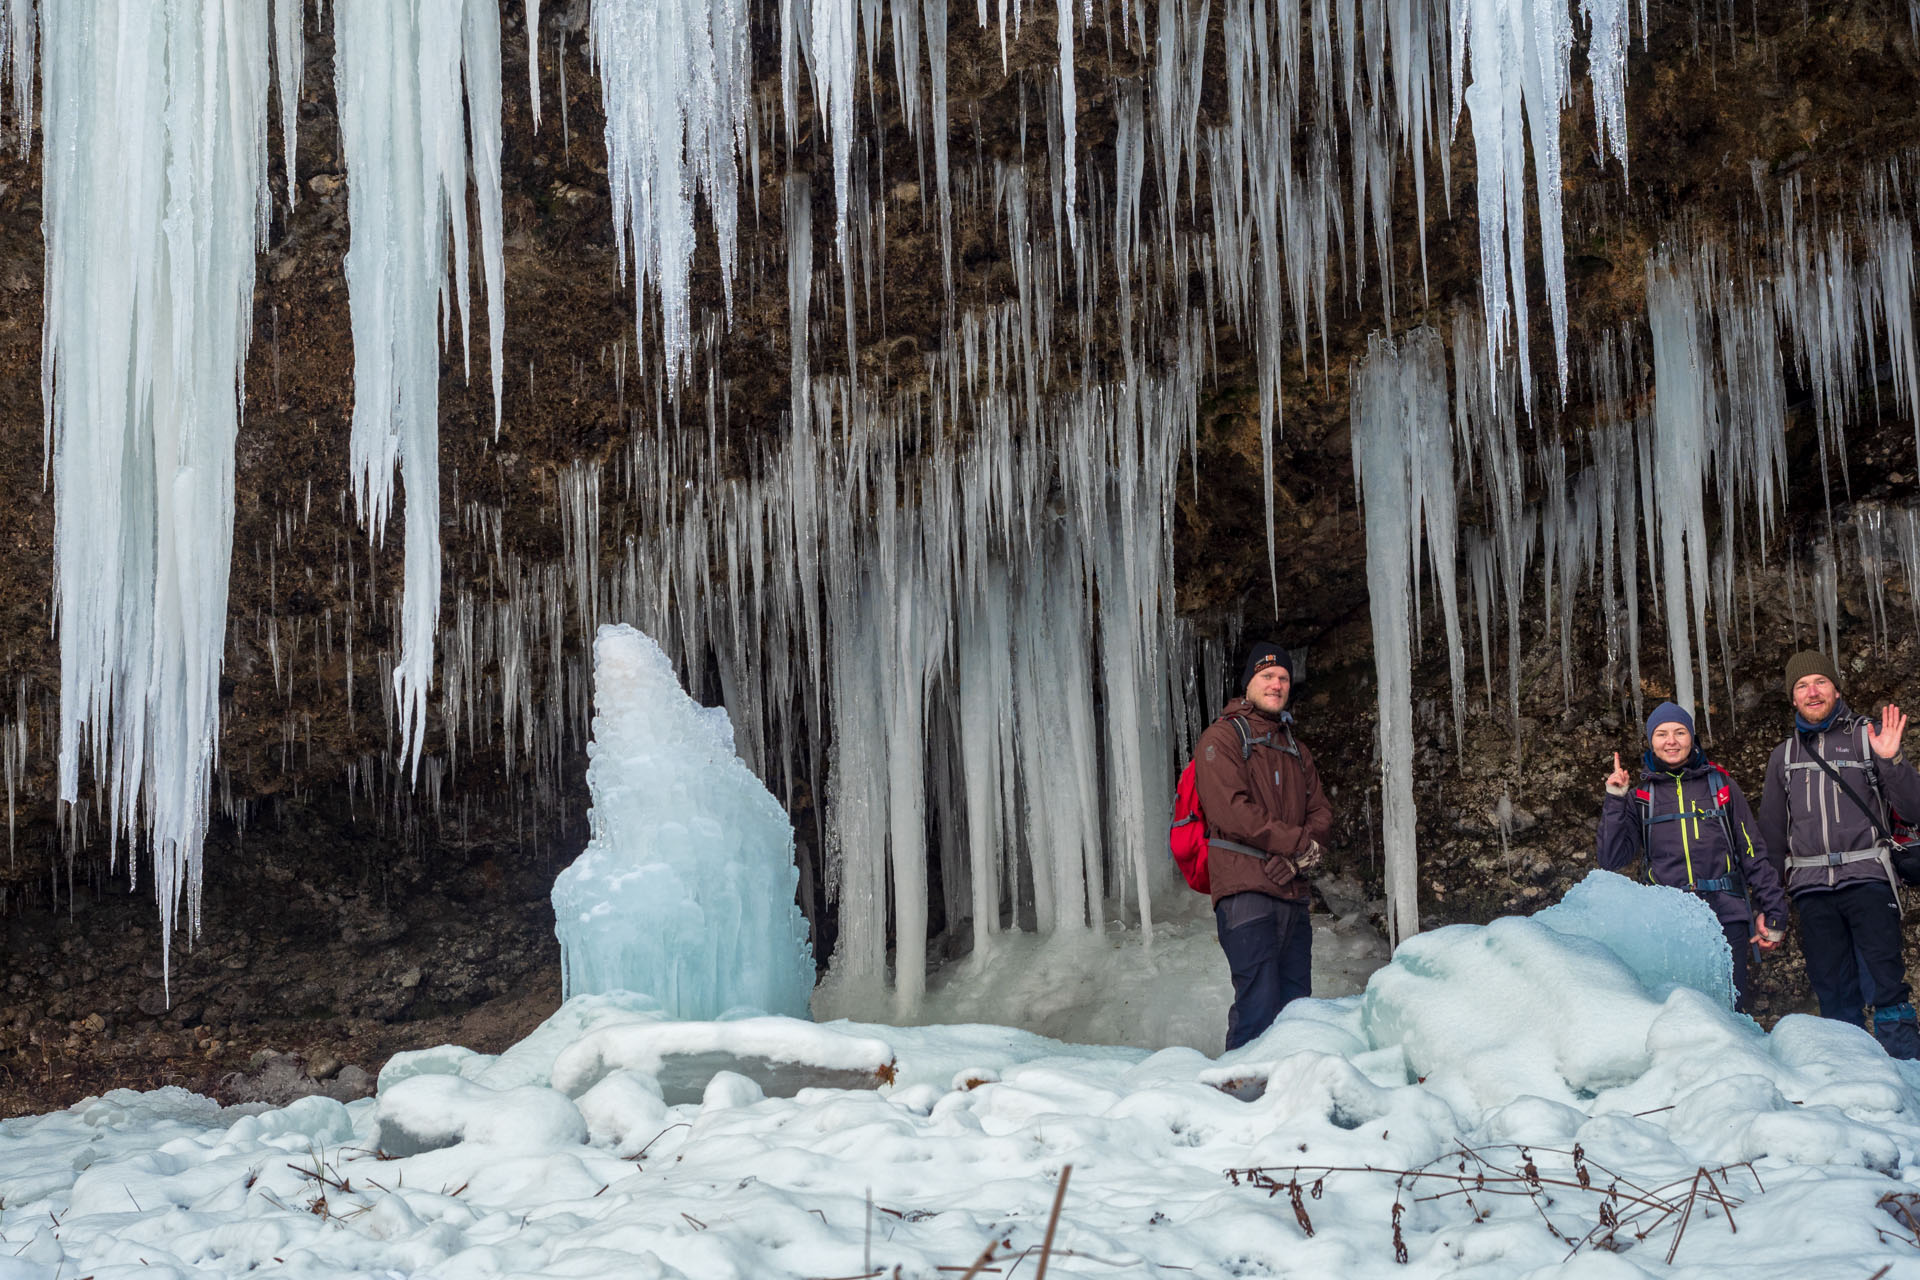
[1722, 920, 1754, 1013]
[1795, 880, 1910, 1027]
[1216, 892, 1312, 1052]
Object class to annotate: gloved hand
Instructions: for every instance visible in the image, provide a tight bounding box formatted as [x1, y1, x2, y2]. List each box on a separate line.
[1293, 840, 1326, 875]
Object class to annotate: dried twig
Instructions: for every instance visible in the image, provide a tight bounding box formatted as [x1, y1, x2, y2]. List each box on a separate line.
[1034, 1165, 1072, 1280]
[1230, 1141, 1756, 1265]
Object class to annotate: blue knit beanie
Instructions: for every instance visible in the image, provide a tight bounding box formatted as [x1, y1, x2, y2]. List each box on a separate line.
[1644, 701, 1695, 742]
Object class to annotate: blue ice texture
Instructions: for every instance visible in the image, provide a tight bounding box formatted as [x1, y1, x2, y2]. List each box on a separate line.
[552, 624, 814, 1019]
[1534, 869, 1735, 1009]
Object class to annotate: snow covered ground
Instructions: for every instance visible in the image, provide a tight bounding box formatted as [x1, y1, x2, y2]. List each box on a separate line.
[6, 873, 1920, 1279]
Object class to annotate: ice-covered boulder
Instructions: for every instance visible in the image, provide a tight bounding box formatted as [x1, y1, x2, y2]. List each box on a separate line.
[552, 625, 813, 1019]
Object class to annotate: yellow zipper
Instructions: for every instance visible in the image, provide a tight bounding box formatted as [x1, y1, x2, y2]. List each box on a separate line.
[1676, 777, 1696, 886]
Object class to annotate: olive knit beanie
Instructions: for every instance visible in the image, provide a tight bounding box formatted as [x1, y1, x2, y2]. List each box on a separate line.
[1784, 650, 1840, 697]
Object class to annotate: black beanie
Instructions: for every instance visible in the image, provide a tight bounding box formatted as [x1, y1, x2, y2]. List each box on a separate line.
[1239, 640, 1294, 693]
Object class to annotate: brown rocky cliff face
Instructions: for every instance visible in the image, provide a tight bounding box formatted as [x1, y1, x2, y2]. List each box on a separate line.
[2, 0, 1920, 1112]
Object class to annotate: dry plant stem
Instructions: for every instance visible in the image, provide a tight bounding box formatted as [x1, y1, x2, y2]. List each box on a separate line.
[955, 1235, 1010, 1280]
[1232, 1144, 1758, 1264]
[1034, 1165, 1073, 1280]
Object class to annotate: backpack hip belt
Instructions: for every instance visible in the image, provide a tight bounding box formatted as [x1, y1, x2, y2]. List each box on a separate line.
[1785, 846, 1889, 869]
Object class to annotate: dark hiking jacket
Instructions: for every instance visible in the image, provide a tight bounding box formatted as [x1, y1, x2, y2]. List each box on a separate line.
[1597, 756, 1788, 929]
[1759, 702, 1920, 896]
[1192, 700, 1332, 906]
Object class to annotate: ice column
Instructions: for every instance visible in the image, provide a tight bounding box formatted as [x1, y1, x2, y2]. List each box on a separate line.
[1352, 327, 1450, 945]
[41, 2, 289, 985]
[333, 0, 506, 778]
[592, 0, 748, 381]
[553, 625, 814, 1019]
[1646, 256, 1713, 720]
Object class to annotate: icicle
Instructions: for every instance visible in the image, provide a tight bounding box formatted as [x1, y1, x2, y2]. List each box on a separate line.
[333, 0, 507, 780]
[804, 0, 856, 265]
[1645, 254, 1714, 721]
[1055, 0, 1076, 250]
[273, 0, 303, 205]
[1413, 360, 1466, 756]
[526, 0, 541, 129]
[592, 0, 748, 382]
[923, 0, 952, 295]
[1351, 327, 1448, 945]
[0, 0, 32, 155]
[42, 1, 285, 991]
[787, 175, 813, 436]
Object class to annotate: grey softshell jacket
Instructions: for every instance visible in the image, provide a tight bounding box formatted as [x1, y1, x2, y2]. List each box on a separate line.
[1758, 702, 1920, 896]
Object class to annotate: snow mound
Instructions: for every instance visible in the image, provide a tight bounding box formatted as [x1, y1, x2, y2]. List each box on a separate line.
[372, 1076, 587, 1155]
[551, 1014, 896, 1103]
[551, 625, 813, 1019]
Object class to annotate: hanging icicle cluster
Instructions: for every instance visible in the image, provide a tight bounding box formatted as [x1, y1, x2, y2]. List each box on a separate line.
[591, 0, 749, 382]
[332, 0, 506, 781]
[18, 0, 1920, 989]
[39, 0, 301, 986]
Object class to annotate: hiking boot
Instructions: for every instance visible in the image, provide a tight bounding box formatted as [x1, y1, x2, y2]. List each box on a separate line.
[1873, 1003, 1920, 1060]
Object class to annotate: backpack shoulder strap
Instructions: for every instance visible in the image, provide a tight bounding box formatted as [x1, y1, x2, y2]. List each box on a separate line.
[1705, 762, 1745, 869]
[1229, 715, 1255, 760]
[1633, 785, 1655, 881]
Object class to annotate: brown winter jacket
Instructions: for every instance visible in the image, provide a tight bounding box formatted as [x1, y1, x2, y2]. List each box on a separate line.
[1192, 699, 1333, 905]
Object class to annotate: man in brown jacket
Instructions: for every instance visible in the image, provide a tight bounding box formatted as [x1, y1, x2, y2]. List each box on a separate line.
[1194, 640, 1333, 1051]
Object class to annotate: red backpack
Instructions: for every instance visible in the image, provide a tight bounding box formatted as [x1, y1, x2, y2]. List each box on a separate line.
[1170, 717, 1262, 893]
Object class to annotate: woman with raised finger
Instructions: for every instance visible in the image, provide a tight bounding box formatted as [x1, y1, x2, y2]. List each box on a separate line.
[1596, 701, 1789, 1013]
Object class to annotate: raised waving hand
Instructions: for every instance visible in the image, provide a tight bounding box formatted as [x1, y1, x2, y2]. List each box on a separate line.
[1871, 705, 1909, 760]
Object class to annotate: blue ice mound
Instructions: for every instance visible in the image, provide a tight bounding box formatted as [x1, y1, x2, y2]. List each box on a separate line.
[551, 625, 814, 1019]
[1534, 870, 1735, 1007]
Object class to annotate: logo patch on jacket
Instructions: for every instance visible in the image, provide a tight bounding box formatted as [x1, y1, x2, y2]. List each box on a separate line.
[1204, 744, 1216, 761]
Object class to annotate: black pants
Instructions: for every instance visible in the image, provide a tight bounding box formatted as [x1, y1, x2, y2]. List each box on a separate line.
[1723, 920, 1754, 1014]
[1795, 880, 1910, 1027]
[1215, 892, 1312, 1052]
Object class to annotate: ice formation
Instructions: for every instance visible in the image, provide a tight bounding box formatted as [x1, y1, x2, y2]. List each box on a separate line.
[551, 624, 814, 1020]
[1448, 0, 1632, 402]
[592, 0, 748, 380]
[13, 0, 1920, 1009]
[0, 0, 32, 150]
[39, 2, 299, 986]
[1533, 870, 1735, 1009]
[333, 0, 506, 779]
[1351, 327, 1450, 944]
